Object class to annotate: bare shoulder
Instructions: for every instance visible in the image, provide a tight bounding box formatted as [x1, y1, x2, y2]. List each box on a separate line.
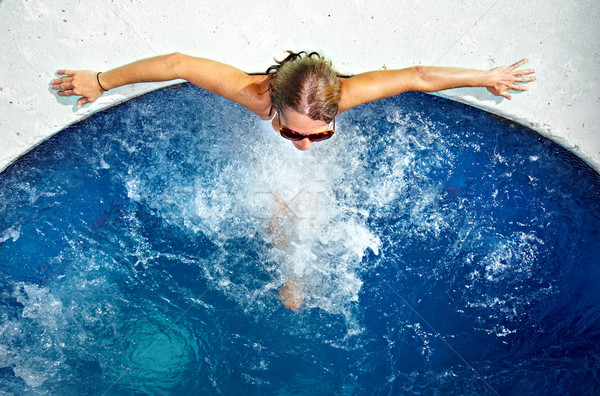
[337, 75, 374, 115]
[240, 74, 273, 118]
[173, 54, 272, 118]
[337, 76, 358, 115]
[336, 69, 419, 115]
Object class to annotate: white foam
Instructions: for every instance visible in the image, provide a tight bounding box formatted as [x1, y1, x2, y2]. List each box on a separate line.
[0, 225, 20, 243]
[113, 115, 387, 325]
[1, 284, 69, 388]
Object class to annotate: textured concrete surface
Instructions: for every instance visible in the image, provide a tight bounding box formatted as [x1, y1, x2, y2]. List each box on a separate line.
[1, 0, 599, 172]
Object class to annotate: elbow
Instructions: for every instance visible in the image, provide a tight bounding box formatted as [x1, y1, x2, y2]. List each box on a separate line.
[160, 52, 190, 80]
[414, 65, 429, 78]
[413, 66, 433, 92]
[414, 65, 426, 73]
[161, 52, 185, 69]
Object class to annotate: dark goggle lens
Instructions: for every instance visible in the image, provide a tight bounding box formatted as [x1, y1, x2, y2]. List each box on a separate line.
[279, 126, 335, 142]
[306, 130, 335, 141]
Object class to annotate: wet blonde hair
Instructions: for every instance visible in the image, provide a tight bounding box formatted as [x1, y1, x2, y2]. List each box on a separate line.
[267, 51, 341, 123]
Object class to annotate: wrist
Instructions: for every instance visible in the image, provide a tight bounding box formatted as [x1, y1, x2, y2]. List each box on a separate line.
[483, 69, 496, 88]
[97, 72, 108, 92]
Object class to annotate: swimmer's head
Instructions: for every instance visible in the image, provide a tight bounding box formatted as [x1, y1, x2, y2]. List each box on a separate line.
[267, 51, 341, 124]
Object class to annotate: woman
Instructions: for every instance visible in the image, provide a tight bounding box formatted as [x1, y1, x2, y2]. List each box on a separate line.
[51, 51, 535, 310]
[50, 51, 535, 151]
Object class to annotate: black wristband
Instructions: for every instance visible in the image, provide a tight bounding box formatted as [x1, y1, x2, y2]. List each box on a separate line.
[97, 72, 108, 92]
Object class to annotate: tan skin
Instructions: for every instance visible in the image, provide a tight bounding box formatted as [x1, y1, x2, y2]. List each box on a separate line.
[51, 52, 535, 151]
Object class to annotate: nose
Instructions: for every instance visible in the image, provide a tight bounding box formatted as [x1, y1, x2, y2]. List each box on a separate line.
[293, 138, 312, 151]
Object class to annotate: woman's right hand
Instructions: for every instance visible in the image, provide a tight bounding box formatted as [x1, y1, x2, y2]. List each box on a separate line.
[51, 70, 105, 108]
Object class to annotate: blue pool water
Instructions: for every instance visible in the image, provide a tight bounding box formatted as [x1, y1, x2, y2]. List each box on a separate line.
[1, 83, 599, 394]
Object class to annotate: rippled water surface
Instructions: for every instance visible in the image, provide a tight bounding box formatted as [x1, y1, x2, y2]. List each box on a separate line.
[1, 84, 599, 395]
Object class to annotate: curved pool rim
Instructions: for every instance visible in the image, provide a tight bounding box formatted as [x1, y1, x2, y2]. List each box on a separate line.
[1, 0, 599, 173]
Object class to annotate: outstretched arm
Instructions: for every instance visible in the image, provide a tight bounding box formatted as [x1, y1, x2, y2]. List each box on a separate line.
[51, 53, 269, 112]
[338, 59, 535, 114]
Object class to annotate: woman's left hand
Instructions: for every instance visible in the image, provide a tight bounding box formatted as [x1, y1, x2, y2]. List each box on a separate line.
[51, 70, 105, 108]
[486, 59, 536, 100]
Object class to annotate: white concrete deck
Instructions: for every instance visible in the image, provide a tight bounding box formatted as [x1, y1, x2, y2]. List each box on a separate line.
[1, 0, 599, 172]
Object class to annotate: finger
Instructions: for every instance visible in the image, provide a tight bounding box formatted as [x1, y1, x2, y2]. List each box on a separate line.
[57, 88, 74, 97]
[515, 69, 535, 77]
[53, 82, 73, 91]
[510, 58, 528, 70]
[56, 69, 76, 76]
[77, 97, 89, 108]
[515, 75, 536, 82]
[51, 76, 73, 86]
[499, 90, 512, 100]
[511, 84, 529, 91]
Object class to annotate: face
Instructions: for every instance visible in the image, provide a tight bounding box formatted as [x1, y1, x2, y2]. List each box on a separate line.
[278, 109, 334, 151]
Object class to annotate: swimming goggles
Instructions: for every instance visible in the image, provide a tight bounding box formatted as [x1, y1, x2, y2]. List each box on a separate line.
[278, 114, 335, 142]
